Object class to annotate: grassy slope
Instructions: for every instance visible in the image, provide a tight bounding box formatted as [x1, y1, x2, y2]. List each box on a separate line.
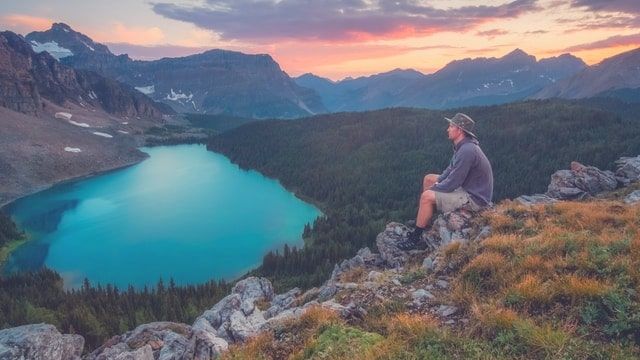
[224, 189, 640, 359]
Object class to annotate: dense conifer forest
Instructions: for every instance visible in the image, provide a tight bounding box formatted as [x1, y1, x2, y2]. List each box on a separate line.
[208, 99, 640, 291]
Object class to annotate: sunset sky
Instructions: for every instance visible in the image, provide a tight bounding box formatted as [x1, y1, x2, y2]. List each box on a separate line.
[1, 0, 639, 80]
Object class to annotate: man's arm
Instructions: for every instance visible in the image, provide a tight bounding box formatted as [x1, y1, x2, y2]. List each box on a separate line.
[431, 145, 475, 192]
[437, 162, 453, 183]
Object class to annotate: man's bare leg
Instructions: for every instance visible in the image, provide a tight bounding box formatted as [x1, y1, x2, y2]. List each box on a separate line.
[422, 174, 439, 192]
[416, 190, 436, 228]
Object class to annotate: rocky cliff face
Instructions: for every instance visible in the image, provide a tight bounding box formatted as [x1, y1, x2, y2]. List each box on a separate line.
[3, 154, 638, 359]
[0, 31, 170, 119]
[26, 24, 326, 119]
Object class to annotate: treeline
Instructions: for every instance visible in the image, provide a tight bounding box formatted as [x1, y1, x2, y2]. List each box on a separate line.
[0, 269, 231, 351]
[0, 211, 23, 247]
[209, 98, 640, 291]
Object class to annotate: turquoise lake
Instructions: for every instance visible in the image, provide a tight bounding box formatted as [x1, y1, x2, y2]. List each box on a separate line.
[3, 144, 320, 289]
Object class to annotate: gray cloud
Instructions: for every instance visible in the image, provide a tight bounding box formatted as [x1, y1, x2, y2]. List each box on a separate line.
[570, 0, 640, 14]
[151, 0, 540, 42]
[476, 29, 509, 38]
[561, 32, 640, 51]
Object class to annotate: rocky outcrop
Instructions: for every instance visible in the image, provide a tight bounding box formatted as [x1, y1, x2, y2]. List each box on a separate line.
[546, 161, 618, 200]
[86, 322, 226, 360]
[0, 324, 83, 360]
[616, 156, 640, 186]
[516, 158, 640, 205]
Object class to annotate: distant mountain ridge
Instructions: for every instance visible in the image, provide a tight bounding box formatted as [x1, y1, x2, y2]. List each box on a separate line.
[26, 23, 326, 119]
[532, 47, 640, 100]
[295, 49, 586, 112]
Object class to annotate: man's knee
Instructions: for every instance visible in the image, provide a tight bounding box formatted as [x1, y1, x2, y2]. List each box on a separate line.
[420, 190, 436, 204]
[423, 174, 439, 189]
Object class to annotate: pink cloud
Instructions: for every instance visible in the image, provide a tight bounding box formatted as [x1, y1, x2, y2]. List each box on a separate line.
[151, 0, 540, 43]
[0, 14, 52, 34]
[561, 32, 640, 52]
[91, 23, 165, 46]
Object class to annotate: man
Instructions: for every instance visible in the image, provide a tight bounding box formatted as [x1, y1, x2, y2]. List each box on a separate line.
[398, 112, 493, 250]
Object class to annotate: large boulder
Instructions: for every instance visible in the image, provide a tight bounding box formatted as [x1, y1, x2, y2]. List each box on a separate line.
[616, 156, 640, 186]
[546, 161, 617, 200]
[0, 324, 83, 360]
[86, 322, 227, 360]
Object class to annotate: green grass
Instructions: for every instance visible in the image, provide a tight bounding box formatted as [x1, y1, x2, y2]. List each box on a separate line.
[296, 324, 383, 360]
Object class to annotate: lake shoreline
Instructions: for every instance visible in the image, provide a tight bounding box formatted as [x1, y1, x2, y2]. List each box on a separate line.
[3, 144, 321, 289]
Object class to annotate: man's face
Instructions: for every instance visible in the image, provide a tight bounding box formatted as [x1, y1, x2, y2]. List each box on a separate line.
[447, 123, 461, 141]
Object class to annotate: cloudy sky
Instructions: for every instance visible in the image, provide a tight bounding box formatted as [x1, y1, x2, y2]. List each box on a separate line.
[1, 0, 639, 80]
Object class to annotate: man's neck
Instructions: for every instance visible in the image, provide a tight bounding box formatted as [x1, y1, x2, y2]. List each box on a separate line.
[453, 135, 466, 147]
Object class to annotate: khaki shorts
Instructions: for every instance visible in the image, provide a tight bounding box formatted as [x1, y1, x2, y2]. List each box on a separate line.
[435, 188, 480, 213]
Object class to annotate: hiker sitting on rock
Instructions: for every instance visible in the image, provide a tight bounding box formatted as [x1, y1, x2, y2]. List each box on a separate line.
[398, 113, 494, 250]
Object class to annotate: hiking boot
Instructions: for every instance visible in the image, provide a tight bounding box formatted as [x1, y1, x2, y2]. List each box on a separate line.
[396, 227, 426, 251]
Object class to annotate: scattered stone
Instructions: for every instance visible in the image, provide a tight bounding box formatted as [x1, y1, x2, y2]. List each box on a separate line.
[412, 289, 435, 301]
[422, 257, 434, 271]
[436, 305, 458, 317]
[392, 279, 402, 286]
[436, 280, 449, 289]
[514, 194, 557, 206]
[624, 190, 640, 204]
[367, 270, 384, 282]
[445, 320, 456, 325]
[0, 324, 83, 360]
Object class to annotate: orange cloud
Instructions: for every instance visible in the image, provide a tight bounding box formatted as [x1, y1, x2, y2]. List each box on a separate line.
[1, 14, 52, 33]
[91, 23, 165, 46]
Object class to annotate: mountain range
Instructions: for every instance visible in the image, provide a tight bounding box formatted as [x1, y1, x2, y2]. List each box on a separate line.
[21, 23, 640, 117]
[295, 49, 588, 111]
[26, 23, 325, 119]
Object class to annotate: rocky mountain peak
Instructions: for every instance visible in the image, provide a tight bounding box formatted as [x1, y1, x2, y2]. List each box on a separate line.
[26, 23, 113, 60]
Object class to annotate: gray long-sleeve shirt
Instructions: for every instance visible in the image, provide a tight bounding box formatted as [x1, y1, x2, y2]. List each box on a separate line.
[431, 137, 494, 207]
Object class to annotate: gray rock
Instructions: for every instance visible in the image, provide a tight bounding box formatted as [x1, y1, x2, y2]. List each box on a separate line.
[436, 280, 449, 289]
[514, 194, 557, 206]
[226, 309, 266, 342]
[0, 324, 84, 360]
[317, 284, 338, 302]
[232, 277, 274, 303]
[264, 288, 300, 319]
[87, 321, 228, 360]
[624, 190, 640, 204]
[546, 162, 618, 200]
[240, 299, 255, 317]
[392, 279, 402, 286]
[422, 257, 433, 270]
[412, 289, 435, 301]
[616, 156, 640, 184]
[367, 270, 384, 282]
[436, 305, 458, 317]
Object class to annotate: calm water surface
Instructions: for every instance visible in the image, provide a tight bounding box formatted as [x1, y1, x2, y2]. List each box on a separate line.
[3, 144, 320, 289]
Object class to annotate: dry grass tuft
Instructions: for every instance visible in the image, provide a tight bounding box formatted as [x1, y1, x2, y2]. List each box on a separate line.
[460, 252, 510, 293]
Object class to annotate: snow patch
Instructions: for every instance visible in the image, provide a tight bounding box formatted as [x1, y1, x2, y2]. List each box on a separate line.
[296, 99, 314, 115]
[55, 112, 73, 120]
[63, 28, 69, 33]
[135, 85, 155, 95]
[166, 88, 193, 101]
[30, 40, 74, 60]
[122, 122, 129, 125]
[88, 90, 98, 100]
[69, 120, 90, 128]
[64, 147, 82, 153]
[92, 132, 113, 138]
[82, 41, 95, 51]
[118, 130, 129, 134]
